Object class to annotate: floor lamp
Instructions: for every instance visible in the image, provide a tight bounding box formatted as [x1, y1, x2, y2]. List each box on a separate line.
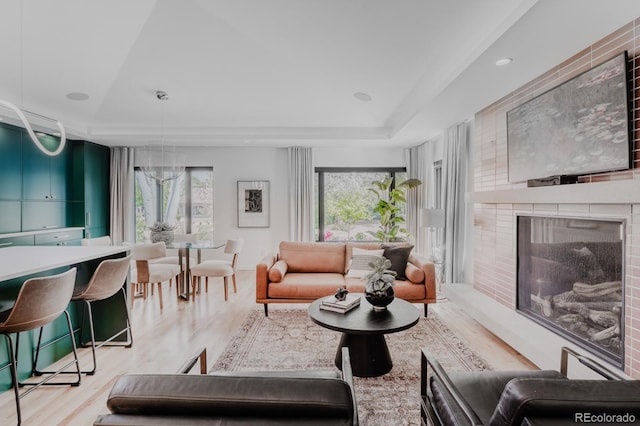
[421, 208, 445, 301]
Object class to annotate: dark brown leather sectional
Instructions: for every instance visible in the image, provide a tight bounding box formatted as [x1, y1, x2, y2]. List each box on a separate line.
[94, 348, 358, 425]
[421, 346, 640, 425]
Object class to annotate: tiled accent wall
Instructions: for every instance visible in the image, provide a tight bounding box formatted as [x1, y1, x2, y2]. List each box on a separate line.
[474, 19, 640, 377]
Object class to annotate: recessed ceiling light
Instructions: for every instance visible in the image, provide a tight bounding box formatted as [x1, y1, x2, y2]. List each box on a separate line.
[495, 58, 513, 66]
[66, 92, 90, 101]
[354, 92, 372, 102]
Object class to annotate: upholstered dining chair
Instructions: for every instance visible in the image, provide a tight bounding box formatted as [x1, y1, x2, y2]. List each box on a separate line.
[60, 255, 133, 375]
[189, 239, 243, 302]
[80, 236, 112, 246]
[150, 234, 198, 290]
[130, 243, 181, 309]
[0, 268, 80, 425]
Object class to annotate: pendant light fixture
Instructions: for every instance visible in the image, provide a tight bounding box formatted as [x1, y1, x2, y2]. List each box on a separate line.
[0, 1, 66, 156]
[139, 91, 185, 184]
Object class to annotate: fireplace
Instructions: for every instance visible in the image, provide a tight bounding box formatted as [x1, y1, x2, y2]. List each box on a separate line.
[516, 215, 625, 366]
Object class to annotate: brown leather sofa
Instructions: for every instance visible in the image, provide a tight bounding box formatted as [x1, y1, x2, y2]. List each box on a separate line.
[422, 346, 640, 425]
[94, 348, 358, 425]
[256, 241, 436, 316]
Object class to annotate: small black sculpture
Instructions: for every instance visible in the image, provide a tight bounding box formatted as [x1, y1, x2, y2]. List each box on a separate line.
[334, 287, 349, 301]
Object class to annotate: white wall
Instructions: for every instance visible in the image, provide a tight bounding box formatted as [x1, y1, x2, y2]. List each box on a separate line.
[139, 146, 409, 269]
[135, 146, 288, 269]
[314, 146, 406, 168]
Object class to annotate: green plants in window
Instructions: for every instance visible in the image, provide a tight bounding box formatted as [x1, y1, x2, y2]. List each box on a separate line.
[368, 177, 421, 242]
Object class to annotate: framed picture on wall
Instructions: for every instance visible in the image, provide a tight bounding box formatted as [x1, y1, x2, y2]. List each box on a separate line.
[237, 181, 270, 228]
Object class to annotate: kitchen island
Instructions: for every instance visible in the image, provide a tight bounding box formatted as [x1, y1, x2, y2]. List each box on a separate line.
[0, 245, 130, 391]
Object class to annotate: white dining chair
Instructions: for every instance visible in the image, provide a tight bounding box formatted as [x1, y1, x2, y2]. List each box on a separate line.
[189, 239, 243, 302]
[129, 242, 181, 309]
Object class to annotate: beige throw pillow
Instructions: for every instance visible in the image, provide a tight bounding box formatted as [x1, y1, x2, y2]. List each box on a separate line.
[346, 247, 384, 278]
[268, 260, 288, 282]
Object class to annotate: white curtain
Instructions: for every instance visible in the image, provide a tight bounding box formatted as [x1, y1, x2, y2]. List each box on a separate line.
[405, 144, 426, 251]
[441, 122, 470, 284]
[288, 147, 314, 241]
[110, 147, 135, 244]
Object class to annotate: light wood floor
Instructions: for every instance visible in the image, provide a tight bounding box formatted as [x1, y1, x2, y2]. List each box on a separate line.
[0, 271, 536, 425]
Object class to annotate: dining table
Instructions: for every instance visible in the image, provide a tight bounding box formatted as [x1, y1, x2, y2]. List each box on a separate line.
[165, 240, 226, 300]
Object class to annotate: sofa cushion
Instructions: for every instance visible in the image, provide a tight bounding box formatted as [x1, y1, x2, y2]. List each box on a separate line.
[268, 260, 288, 283]
[268, 273, 346, 299]
[279, 242, 346, 273]
[430, 370, 564, 425]
[346, 247, 384, 278]
[405, 263, 424, 283]
[381, 244, 414, 280]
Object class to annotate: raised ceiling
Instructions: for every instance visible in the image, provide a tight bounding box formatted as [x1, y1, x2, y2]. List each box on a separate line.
[0, 0, 639, 148]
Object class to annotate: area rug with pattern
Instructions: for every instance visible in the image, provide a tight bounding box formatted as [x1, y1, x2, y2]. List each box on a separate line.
[212, 308, 490, 426]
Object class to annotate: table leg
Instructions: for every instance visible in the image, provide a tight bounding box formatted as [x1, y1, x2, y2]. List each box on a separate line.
[178, 248, 189, 300]
[335, 333, 392, 377]
[185, 247, 191, 298]
[196, 248, 202, 293]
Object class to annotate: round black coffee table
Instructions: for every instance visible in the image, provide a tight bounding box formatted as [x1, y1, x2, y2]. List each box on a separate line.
[308, 295, 420, 377]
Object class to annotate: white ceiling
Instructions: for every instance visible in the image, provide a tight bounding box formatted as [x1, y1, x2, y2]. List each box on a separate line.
[0, 0, 639, 148]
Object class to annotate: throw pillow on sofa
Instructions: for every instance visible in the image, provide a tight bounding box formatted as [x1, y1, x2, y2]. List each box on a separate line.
[405, 262, 424, 283]
[381, 244, 414, 280]
[346, 247, 384, 278]
[268, 260, 288, 282]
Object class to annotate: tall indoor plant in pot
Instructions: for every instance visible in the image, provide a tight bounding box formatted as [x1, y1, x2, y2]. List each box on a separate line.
[369, 177, 422, 242]
[364, 257, 397, 311]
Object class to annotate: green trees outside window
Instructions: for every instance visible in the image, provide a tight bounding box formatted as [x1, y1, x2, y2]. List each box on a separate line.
[316, 168, 410, 242]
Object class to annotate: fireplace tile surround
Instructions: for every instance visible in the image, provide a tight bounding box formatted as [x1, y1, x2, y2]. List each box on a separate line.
[467, 18, 640, 378]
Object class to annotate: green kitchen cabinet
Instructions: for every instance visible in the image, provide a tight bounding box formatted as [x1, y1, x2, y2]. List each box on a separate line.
[22, 133, 71, 201]
[21, 201, 67, 231]
[71, 141, 110, 237]
[34, 228, 83, 246]
[0, 201, 21, 234]
[0, 124, 22, 200]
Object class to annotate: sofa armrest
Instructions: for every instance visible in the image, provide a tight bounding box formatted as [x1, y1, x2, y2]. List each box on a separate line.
[409, 253, 436, 299]
[421, 349, 484, 425]
[491, 378, 640, 426]
[255, 253, 276, 300]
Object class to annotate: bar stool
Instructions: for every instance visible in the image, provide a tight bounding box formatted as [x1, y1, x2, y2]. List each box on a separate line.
[37, 255, 132, 375]
[0, 268, 80, 425]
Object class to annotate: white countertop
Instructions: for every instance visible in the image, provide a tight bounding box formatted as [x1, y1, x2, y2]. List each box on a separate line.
[0, 246, 130, 282]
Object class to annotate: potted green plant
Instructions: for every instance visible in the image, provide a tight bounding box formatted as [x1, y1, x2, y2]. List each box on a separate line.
[363, 257, 397, 311]
[369, 177, 422, 242]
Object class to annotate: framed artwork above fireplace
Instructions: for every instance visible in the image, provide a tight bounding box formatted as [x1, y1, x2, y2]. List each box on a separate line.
[507, 51, 632, 183]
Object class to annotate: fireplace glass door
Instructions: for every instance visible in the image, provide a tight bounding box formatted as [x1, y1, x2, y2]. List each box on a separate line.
[516, 215, 624, 366]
